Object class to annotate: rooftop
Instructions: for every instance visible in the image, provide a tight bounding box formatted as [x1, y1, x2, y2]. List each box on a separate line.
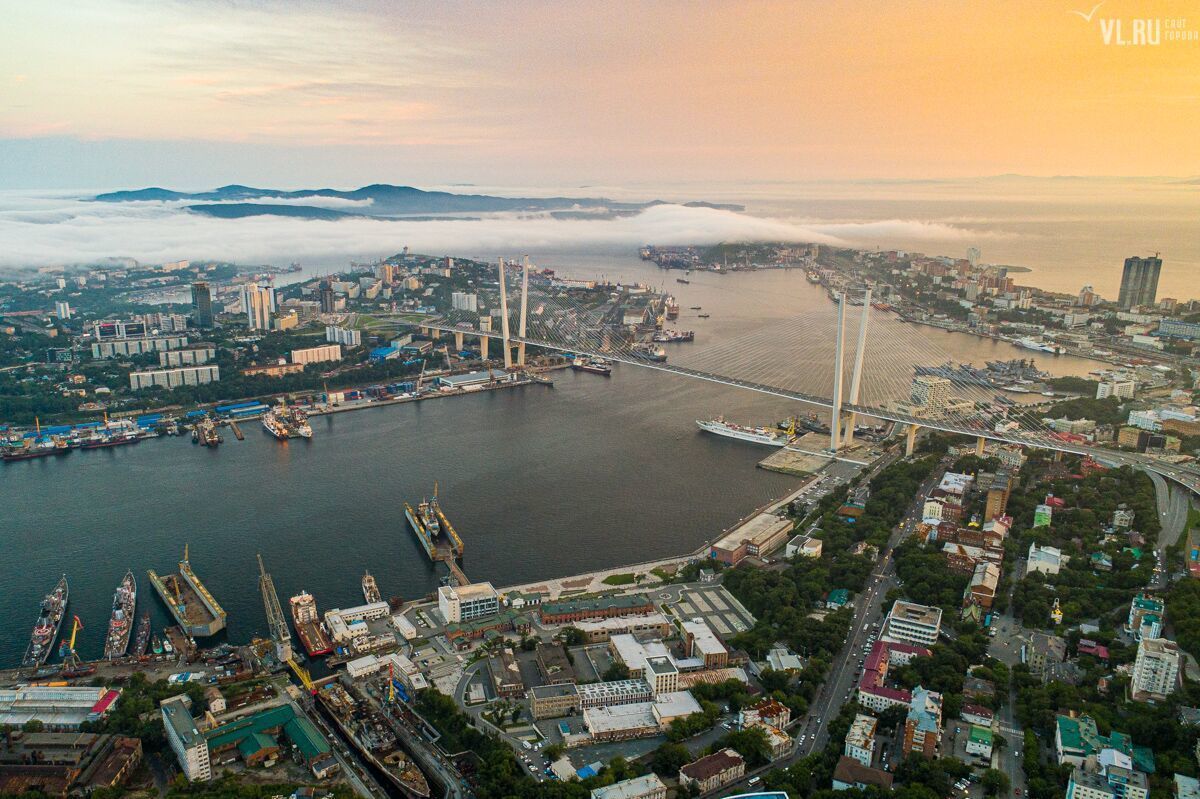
[681, 618, 726, 656]
[833, 755, 894, 789]
[582, 703, 657, 734]
[540, 593, 652, 617]
[887, 600, 943, 628]
[680, 747, 744, 782]
[590, 774, 668, 799]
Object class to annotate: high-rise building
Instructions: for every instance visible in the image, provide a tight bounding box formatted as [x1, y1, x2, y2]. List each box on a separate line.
[451, 292, 478, 312]
[319, 280, 336, 314]
[902, 685, 943, 759]
[910, 376, 951, 413]
[1130, 638, 1180, 701]
[161, 696, 212, 781]
[242, 283, 276, 330]
[54, 300, 71, 320]
[191, 282, 214, 328]
[1077, 285, 1098, 307]
[966, 247, 980, 267]
[1117, 256, 1162, 310]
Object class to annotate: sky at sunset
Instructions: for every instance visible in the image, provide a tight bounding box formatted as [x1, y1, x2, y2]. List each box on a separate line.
[2, 0, 1198, 188]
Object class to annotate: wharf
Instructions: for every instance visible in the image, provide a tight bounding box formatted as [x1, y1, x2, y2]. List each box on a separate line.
[309, 375, 546, 418]
[758, 432, 873, 474]
[228, 420, 244, 440]
[147, 555, 227, 637]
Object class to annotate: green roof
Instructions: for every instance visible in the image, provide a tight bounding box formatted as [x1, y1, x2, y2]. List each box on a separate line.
[1055, 715, 1152, 773]
[237, 732, 277, 759]
[204, 703, 329, 761]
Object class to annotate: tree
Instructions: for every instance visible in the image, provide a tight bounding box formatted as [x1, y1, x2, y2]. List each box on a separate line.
[22, 719, 44, 733]
[559, 627, 585, 646]
[603, 662, 630, 682]
[649, 742, 692, 777]
[982, 768, 1011, 797]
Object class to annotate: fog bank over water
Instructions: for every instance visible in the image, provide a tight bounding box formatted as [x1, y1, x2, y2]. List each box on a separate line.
[1, 177, 1196, 299]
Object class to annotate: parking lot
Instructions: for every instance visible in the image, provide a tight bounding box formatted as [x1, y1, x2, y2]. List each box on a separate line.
[667, 584, 755, 636]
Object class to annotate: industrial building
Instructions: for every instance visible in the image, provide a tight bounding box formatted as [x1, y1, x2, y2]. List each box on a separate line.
[536, 642, 577, 684]
[709, 513, 793, 565]
[576, 680, 654, 709]
[0, 686, 121, 730]
[681, 618, 728, 668]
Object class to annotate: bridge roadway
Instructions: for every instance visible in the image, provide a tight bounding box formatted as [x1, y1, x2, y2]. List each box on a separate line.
[422, 321, 1200, 496]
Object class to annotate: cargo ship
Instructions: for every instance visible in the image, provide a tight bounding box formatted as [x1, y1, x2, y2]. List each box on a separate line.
[632, 343, 667, 362]
[652, 329, 694, 343]
[23, 575, 69, 667]
[263, 404, 313, 440]
[3, 437, 71, 462]
[697, 417, 793, 447]
[133, 612, 151, 658]
[666, 299, 680, 319]
[571, 357, 612, 376]
[103, 570, 137, 659]
[147, 546, 227, 637]
[362, 571, 381, 604]
[319, 683, 431, 798]
[289, 591, 334, 657]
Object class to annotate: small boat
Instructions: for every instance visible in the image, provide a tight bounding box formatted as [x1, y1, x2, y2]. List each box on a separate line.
[133, 612, 151, 657]
[689, 306, 702, 310]
[697, 313, 710, 319]
[676, 278, 690, 284]
[151, 635, 163, 655]
[162, 635, 175, 655]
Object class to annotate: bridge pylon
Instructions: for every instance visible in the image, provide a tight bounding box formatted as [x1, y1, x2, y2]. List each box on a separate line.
[830, 293, 847, 451]
[843, 287, 872, 447]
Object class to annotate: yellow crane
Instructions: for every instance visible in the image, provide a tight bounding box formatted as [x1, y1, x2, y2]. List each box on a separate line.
[286, 657, 316, 694]
[61, 615, 84, 669]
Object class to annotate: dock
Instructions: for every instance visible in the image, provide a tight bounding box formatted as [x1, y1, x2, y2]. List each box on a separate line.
[758, 431, 872, 475]
[228, 420, 244, 440]
[147, 548, 227, 637]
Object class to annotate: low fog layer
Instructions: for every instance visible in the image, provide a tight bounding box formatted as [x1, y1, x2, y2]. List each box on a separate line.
[0, 191, 1006, 271]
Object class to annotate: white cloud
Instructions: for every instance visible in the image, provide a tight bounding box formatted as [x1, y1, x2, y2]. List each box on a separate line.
[0, 192, 1008, 271]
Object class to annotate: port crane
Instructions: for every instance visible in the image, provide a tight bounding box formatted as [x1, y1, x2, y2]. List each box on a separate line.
[60, 615, 84, 671]
[256, 554, 293, 662]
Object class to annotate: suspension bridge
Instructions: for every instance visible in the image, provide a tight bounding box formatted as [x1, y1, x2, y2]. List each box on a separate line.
[395, 256, 1200, 496]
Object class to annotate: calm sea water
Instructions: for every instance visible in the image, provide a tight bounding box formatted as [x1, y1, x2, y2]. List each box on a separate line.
[0, 257, 1106, 667]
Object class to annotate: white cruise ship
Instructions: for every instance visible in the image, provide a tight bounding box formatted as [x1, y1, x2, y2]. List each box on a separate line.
[696, 417, 791, 447]
[1014, 337, 1066, 355]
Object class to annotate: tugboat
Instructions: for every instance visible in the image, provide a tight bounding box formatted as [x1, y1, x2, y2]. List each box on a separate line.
[23, 575, 69, 667]
[103, 570, 137, 659]
[362, 571, 382, 604]
[151, 635, 164, 655]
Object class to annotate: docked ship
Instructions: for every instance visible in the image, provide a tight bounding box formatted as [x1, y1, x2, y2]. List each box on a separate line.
[319, 683, 431, 798]
[666, 298, 680, 319]
[405, 483, 465, 563]
[697, 417, 793, 447]
[632, 343, 667, 362]
[362, 571, 382, 604]
[3, 437, 71, 462]
[806, 271, 822, 284]
[103, 570, 137, 659]
[571, 356, 612, 376]
[147, 546, 227, 637]
[914, 358, 1049, 390]
[80, 417, 140, 450]
[263, 404, 314, 440]
[132, 612, 151, 657]
[23, 575, 69, 667]
[192, 417, 222, 447]
[1015, 337, 1066, 355]
[652, 329, 694, 343]
[289, 591, 334, 657]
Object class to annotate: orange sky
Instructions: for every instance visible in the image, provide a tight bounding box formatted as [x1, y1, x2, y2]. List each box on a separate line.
[1, 0, 1197, 185]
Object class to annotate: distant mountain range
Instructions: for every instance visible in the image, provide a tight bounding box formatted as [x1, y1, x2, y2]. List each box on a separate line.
[93, 184, 744, 219]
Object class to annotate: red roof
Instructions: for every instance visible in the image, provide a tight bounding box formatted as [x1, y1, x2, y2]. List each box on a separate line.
[961, 703, 994, 720]
[90, 689, 120, 715]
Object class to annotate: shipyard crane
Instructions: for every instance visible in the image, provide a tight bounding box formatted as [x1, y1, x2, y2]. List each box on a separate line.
[60, 615, 83, 670]
[256, 554, 293, 662]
